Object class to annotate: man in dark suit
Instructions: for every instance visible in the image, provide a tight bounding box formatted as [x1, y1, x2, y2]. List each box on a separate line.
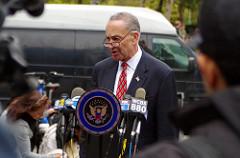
[91, 12, 178, 158]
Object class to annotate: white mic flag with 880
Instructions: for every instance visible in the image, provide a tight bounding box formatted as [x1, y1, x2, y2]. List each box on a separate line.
[120, 88, 148, 119]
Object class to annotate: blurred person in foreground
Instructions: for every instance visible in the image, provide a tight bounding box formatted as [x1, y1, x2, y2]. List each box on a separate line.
[1, 90, 63, 158]
[136, 0, 240, 157]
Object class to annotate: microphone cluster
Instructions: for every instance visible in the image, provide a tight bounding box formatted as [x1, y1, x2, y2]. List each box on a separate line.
[57, 87, 147, 158]
[52, 87, 85, 148]
[117, 88, 148, 158]
[54, 87, 85, 112]
[120, 94, 148, 120]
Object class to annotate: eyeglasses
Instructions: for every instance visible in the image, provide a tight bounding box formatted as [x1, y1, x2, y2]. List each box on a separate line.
[103, 31, 132, 48]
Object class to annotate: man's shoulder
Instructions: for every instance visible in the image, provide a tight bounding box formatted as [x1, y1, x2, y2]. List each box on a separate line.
[94, 57, 116, 68]
[142, 51, 173, 73]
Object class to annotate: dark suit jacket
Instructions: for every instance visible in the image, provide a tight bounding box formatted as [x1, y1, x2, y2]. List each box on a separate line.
[88, 49, 178, 158]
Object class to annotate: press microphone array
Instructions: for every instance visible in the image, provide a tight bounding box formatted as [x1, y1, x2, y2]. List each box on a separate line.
[118, 88, 148, 158]
[70, 88, 146, 158]
[74, 88, 121, 158]
[54, 87, 85, 150]
[53, 87, 85, 135]
[54, 87, 85, 111]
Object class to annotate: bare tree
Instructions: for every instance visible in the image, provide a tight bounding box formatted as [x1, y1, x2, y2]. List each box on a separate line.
[165, 0, 175, 20]
[178, 0, 185, 22]
[157, 0, 164, 12]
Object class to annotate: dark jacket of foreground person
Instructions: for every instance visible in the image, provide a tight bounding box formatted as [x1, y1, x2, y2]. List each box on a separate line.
[136, 87, 240, 158]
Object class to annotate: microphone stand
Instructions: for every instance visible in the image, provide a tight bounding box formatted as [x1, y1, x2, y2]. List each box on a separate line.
[61, 114, 66, 158]
[128, 118, 137, 158]
[132, 121, 141, 158]
[103, 129, 116, 158]
[117, 114, 127, 158]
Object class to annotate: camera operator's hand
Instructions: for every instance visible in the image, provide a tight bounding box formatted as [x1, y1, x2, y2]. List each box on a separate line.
[47, 149, 67, 158]
[44, 108, 57, 117]
[56, 153, 67, 158]
[55, 153, 62, 158]
[55, 152, 67, 158]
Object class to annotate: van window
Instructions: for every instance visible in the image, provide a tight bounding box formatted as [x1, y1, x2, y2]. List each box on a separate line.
[152, 37, 189, 70]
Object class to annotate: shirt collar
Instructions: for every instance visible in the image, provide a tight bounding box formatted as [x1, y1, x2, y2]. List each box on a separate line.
[119, 45, 142, 71]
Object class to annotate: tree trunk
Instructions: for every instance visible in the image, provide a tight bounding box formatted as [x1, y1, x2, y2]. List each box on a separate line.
[157, 0, 164, 12]
[165, 0, 175, 20]
[140, 0, 146, 7]
[178, 0, 185, 22]
[76, 0, 82, 4]
[91, 0, 100, 4]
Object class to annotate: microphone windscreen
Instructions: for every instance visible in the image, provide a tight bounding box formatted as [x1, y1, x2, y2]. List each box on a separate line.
[71, 87, 85, 98]
[135, 88, 146, 100]
[26, 0, 45, 17]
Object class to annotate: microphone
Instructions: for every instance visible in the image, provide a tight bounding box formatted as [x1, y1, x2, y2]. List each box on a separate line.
[129, 88, 147, 157]
[131, 88, 148, 119]
[71, 87, 85, 98]
[69, 87, 85, 138]
[118, 94, 131, 133]
[135, 88, 146, 100]
[71, 87, 85, 109]
[54, 93, 69, 110]
[118, 117, 125, 136]
[54, 87, 85, 111]
[117, 93, 132, 157]
[54, 87, 86, 144]
[118, 89, 147, 142]
[132, 87, 146, 132]
[120, 89, 148, 120]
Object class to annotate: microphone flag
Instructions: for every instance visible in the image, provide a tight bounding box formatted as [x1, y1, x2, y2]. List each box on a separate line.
[76, 88, 121, 135]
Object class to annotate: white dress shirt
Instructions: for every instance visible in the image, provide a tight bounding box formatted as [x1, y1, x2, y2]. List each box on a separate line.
[113, 45, 142, 95]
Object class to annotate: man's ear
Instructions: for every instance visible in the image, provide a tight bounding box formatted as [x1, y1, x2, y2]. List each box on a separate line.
[131, 31, 140, 45]
[197, 52, 226, 93]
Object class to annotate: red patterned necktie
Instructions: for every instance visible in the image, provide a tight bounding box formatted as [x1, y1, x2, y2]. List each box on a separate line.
[116, 62, 128, 100]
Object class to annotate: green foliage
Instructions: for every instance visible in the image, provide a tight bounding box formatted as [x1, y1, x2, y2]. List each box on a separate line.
[47, 0, 90, 4]
[102, 0, 141, 6]
[144, 0, 161, 10]
[46, 0, 200, 25]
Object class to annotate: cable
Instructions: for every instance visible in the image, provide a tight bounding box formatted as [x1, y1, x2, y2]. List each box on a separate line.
[118, 139, 127, 158]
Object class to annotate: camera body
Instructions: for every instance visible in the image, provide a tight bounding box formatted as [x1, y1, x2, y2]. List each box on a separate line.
[0, 0, 44, 98]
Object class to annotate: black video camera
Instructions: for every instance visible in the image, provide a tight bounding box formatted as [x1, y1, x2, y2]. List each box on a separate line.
[0, 0, 44, 98]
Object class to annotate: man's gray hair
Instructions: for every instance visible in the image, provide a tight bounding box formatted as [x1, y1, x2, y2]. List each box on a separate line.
[109, 12, 140, 32]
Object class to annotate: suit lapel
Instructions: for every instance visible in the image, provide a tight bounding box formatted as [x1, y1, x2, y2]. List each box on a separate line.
[102, 61, 118, 91]
[127, 51, 149, 96]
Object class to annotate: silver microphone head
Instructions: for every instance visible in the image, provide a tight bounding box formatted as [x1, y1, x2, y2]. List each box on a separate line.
[123, 94, 132, 100]
[71, 87, 85, 98]
[135, 88, 146, 100]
